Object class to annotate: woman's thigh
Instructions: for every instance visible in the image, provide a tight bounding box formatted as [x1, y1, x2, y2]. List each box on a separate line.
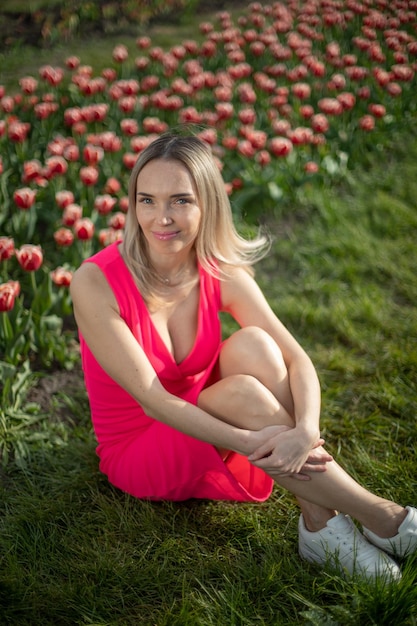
[218, 326, 294, 414]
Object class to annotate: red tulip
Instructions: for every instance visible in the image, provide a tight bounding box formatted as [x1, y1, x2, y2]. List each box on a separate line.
[62, 203, 83, 226]
[44, 156, 68, 179]
[15, 244, 43, 271]
[104, 177, 121, 195]
[136, 36, 151, 49]
[8, 121, 31, 142]
[0, 237, 15, 261]
[13, 187, 37, 210]
[256, 150, 271, 166]
[98, 228, 124, 247]
[359, 115, 375, 131]
[120, 118, 139, 136]
[65, 56, 80, 70]
[368, 103, 386, 118]
[337, 92, 356, 110]
[55, 190, 75, 209]
[19, 76, 38, 94]
[94, 194, 117, 215]
[74, 218, 95, 241]
[83, 144, 104, 165]
[39, 65, 64, 86]
[123, 152, 138, 169]
[318, 97, 344, 116]
[269, 137, 293, 157]
[119, 197, 129, 213]
[50, 267, 73, 287]
[112, 44, 129, 63]
[108, 212, 126, 230]
[386, 82, 402, 96]
[304, 161, 319, 174]
[54, 228, 74, 247]
[22, 159, 43, 184]
[80, 166, 99, 187]
[291, 82, 311, 99]
[311, 114, 330, 133]
[0, 283, 16, 312]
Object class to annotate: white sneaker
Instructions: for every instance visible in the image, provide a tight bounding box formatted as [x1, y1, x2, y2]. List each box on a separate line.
[363, 506, 417, 558]
[298, 513, 401, 581]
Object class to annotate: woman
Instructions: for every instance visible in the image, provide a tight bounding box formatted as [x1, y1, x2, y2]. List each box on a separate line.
[71, 132, 416, 581]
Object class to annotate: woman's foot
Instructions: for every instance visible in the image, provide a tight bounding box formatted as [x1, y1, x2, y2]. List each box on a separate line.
[299, 513, 401, 581]
[363, 506, 417, 558]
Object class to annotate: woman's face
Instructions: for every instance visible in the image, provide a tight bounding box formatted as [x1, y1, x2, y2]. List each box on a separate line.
[135, 159, 202, 261]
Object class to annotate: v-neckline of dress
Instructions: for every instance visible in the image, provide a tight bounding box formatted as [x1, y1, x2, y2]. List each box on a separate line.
[117, 246, 202, 367]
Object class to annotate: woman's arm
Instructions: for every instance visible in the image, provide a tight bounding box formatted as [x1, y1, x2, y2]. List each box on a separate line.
[70, 263, 254, 455]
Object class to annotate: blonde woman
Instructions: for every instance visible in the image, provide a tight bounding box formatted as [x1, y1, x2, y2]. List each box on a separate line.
[71, 133, 416, 581]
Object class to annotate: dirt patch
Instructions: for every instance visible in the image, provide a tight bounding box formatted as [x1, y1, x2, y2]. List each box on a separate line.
[27, 362, 86, 418]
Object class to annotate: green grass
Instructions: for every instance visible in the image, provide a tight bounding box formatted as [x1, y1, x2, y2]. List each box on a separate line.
[1, 132, 417, 625]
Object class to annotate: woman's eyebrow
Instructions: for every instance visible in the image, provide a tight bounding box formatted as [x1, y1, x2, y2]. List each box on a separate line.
[136, 191, 194, 198]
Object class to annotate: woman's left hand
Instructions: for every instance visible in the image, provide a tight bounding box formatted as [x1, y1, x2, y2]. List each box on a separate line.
[247, 425, 333, 481]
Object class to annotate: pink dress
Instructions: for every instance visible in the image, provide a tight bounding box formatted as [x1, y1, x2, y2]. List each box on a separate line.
[79, 241, 273, 502]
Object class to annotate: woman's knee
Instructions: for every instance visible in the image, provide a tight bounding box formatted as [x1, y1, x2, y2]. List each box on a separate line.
[220, 326, 287, 376]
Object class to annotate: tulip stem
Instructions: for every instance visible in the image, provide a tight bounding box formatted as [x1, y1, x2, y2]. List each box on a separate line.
[30, 271, 37, 294]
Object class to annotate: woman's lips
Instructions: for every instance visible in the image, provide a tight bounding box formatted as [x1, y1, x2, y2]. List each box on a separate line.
[152, 230, 180, 240]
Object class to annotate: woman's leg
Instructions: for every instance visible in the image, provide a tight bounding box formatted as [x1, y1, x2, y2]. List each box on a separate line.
[198, 327, 406, 537]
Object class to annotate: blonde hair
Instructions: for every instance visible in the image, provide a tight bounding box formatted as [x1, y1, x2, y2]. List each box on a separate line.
[121, 132, 270, 302]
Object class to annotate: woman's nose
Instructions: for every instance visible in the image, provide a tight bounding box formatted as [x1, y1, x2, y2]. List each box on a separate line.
[156, 207, 173, 225]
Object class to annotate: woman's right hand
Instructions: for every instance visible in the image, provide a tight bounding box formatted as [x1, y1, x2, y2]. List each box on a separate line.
[246, 425, 333, 481]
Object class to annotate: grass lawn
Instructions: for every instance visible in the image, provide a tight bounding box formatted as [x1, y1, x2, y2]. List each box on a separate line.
[1, 3, 417, 624]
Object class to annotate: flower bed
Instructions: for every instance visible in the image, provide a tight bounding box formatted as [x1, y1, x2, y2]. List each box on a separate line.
[1, 0, 416, 390]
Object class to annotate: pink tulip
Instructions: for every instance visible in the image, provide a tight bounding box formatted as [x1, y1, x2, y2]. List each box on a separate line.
[0, 237, 15, 261]
[108, 212, 126, 230]
[54, 228, 74, 247]
[269, 137, 293, 157]
[0, 283, 16, 312]
[94, 194, 117, 215]
[62, 204, 83, 226]
[80, 166, 99, 187]
[13, 187, 37, 210]
[359, 115, 375, 131]
[16, 244, 43, 271]
[19, 76, 38, 94]
[74, 218, 95, 241]
[112, 44, 129, 63]
[50, 267, 73, 286]
[8, 121, 31, 142]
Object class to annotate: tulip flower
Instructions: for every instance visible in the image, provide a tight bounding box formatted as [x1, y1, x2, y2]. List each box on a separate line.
[74, 218, 95, 240]
[359, 114, 375, 131]
[55, 190, 75, 209]
[15, 244, 43, 271]
[94, 194, 117, 215]
[112, 44, 129, 63]
[79, 166, 99, 186]
[62, 203, 83, 226]
[269, 137, 293, 157]
[54, 228, 74, 247]
[0, 282, 16, 312]
[13, 187, 37, 210]
[50, 267, 73, 287]
[0, 237, 15, 261]
[108, 212, 126, 230]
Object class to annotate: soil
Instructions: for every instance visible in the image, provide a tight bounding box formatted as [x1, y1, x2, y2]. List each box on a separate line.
[26, 361, 86, 418]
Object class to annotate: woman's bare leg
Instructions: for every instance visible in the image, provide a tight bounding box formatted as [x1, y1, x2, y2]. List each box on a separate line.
[198, 327, 407, 537]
